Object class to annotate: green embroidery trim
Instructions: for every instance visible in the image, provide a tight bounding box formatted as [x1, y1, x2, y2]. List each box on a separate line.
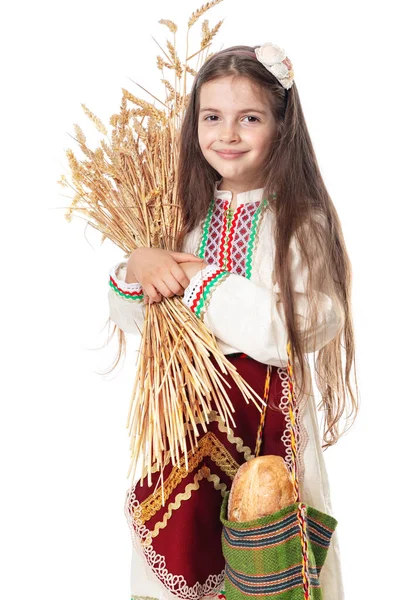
[198, 198, 214, 259]
[109, 279, 144, 302]
[223, 206, 235, 269]
[194, 271, 229, 318]
[245, 198, 268, 279]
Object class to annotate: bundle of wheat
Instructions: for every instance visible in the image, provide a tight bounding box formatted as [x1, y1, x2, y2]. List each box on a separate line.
[59, 0, 264, 493]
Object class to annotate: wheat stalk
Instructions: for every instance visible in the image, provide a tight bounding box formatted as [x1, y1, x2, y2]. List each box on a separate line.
[158, 19, 178, 34]
[61, 0, 264, 492]
[188, 0, 224, 28]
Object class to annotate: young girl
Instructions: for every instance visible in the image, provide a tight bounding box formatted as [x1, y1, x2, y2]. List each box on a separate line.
[108, 43, 358, 600]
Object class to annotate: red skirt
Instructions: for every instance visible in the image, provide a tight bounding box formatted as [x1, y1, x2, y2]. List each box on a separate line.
[125, 353, 293, 600]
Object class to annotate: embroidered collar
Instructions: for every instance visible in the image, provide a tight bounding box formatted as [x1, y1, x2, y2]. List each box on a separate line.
[213, 179, 265, 206]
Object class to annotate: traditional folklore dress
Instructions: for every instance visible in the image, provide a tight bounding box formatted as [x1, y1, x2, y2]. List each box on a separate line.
[108, 181, 346, 600]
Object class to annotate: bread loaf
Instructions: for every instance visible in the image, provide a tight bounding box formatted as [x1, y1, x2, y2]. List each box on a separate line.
[228, 455, 296, 522]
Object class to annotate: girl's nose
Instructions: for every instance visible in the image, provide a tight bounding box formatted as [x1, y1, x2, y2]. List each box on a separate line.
[219, 128, 240, 143]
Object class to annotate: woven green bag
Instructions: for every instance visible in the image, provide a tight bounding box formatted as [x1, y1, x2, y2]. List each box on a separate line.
[220, 494, 338, 599]
[220, 342, 338, 600]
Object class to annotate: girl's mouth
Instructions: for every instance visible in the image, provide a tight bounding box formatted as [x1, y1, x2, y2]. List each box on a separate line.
[214, 150, 248, 159]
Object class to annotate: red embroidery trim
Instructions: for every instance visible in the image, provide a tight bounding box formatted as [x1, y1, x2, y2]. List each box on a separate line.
[217, 200, 230, 267]
[226, 204, 244, 272]
[190, 268, 226, 313]
[109, 275, 143, 297]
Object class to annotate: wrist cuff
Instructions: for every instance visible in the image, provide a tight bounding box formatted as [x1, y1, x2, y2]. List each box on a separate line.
[182, 264, 230, 319]
[109, 263, 144, 302]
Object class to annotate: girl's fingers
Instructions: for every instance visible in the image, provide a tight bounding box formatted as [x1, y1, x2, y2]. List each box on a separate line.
[163, 272, 185, 296]
[144, 284, 162, 303]
[170, 263, 190, 288]
[155, 279, 175, 299]
[169, 251, 203, 263]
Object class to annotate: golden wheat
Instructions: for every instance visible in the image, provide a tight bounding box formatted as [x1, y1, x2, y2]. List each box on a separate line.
[188, 0, 224, 29]
[184, 65, 198, 77]
[158, 19, 178, 34]
[81, 103, 108, 136]
[61, 0, 265, 491]
[201, 19, 224, 49]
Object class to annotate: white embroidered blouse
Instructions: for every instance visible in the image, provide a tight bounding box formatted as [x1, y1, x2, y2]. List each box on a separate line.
[108, 180, 346, 600]
[108, 181, 344, 365]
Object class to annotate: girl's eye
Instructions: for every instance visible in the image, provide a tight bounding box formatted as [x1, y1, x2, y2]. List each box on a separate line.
[203, 115, 260, 123]
[243, 116, 259, 123]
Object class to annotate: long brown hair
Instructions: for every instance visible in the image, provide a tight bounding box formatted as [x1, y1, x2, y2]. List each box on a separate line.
[175, 45, 359, 449]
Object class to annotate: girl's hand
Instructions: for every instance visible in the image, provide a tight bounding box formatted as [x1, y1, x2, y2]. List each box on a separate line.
[126, 248, 203, 304]
[143, 260, 208, 304]
[178, 260, 208, 280]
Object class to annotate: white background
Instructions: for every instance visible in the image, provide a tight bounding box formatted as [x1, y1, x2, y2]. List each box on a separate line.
[1, 0, 399, 598]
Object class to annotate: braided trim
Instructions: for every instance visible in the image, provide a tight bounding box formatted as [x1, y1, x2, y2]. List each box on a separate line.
[254, 365, 271, 457]
[277, 366, 307, 486]
[195, 271, 230, 318]
[142, 410, 253, 480]
[218, 200, 230, 267]
[108, 264, 144, 301]
[245, 198, 268, 279]
[286, 341, 300, 500]
[297, 502, 311, 599]
[137, 432, 239, 524]
[109, 277, 144, 301]
[197, 199, 215, 259]
[207, 410, 254, 461]
[225, 205, 244, 271]
[149, 466, 228, 539]
[295, 376, 309, 487]
[277, 367, 297, 474]
[124, 486, 225, 599]
[181, 267, 210, 312]
[182, 265, 230, 318]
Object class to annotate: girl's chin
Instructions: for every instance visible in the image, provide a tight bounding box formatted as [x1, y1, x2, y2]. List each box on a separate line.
[214, 165, 251, 177]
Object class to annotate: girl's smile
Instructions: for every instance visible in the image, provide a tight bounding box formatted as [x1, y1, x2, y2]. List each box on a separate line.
[214, 149, 249, 159]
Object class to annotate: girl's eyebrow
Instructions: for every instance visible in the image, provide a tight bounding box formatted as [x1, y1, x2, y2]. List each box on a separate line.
[199, 107, 267, 114]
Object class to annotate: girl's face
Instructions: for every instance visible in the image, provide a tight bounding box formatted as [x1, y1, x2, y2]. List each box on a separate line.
[197, 75, 277, 191]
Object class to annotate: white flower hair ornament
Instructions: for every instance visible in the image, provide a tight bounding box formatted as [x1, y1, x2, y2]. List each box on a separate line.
[255, 42, 294, 90]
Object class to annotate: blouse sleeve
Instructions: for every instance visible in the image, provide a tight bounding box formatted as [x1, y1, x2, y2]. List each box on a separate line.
[108, 262, 146, 334]
[181, 229, 345, 366]
[107, 227, 202, 335]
